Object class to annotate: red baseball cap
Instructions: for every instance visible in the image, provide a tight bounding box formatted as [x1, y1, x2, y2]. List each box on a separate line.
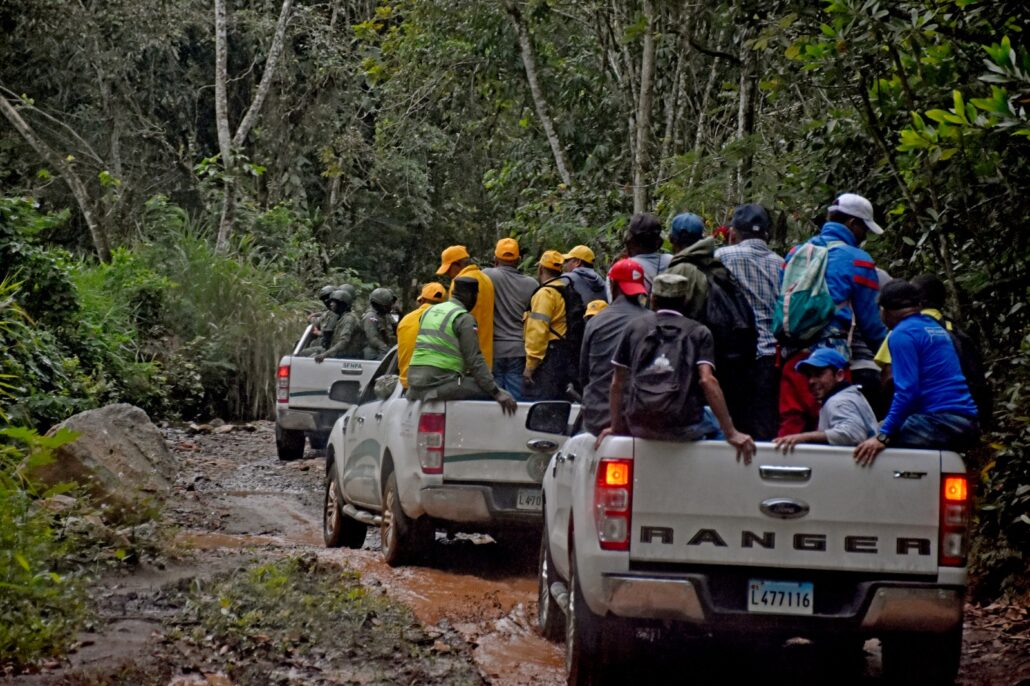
[607, 258, 647, 297]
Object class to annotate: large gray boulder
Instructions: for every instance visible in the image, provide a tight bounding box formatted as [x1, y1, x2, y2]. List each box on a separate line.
[38, 403, 176, 521]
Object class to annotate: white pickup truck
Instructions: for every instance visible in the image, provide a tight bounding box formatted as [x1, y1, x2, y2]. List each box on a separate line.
[321, 348, 574, 566]
[274, 324, 380, 460]
[530, 402, 971, 685]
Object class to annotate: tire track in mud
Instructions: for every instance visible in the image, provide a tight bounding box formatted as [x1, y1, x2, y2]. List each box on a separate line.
[168, 422, 564, 686]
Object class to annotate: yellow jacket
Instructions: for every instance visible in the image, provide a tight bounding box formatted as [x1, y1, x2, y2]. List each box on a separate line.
[397, 303, 431, 388]
[524, 277, 567, 372]
[450, 264, 495, 369]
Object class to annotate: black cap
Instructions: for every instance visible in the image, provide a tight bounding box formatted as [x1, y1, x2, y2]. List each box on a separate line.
[731, 204, 771, 234]
[628, 213, 662, 236]
[452, 276, 479, 293]
[879, 279, 921, 310]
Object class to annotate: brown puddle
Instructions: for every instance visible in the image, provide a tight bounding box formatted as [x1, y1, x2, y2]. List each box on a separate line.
[331, 544, 564, 686]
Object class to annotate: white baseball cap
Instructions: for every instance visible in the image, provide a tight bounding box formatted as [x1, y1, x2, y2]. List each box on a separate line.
[829, 193, 883, 235]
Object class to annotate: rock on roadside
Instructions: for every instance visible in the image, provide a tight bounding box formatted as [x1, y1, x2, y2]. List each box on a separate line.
[34, 403, 176, 522]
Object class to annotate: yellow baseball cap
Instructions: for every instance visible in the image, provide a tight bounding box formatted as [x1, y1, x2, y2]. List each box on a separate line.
[538, 250, 565, 271]
[495, 237, 520, 259]
[436, 245, 470, 275]
[419, 282, 446, 303]
[563, 245, 595, 264]
[585, 300, 608, 318]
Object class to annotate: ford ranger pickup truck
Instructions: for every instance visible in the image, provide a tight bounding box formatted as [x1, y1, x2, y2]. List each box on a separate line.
[530, 402, 971, 685]
[322, 348, 576, 566]
[275, 324, 380, 460]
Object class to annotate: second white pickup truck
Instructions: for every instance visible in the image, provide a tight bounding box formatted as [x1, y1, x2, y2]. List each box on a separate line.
[531, 402, 971, 685]
[322, 348, 575, 566]
[275, 325, 380, 460]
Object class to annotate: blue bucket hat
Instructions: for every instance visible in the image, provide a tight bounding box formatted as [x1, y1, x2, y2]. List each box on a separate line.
[670, 213, 705, 242]
[796, 348, 849, 372]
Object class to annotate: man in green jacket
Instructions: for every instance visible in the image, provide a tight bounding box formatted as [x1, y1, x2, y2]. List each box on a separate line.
[407, 277, 517, 415]
[665, 212, 714, 320]
[315, 289, 364, 362]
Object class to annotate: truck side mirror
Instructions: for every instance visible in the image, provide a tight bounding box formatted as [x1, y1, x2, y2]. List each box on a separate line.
[526, 401, 573, 435]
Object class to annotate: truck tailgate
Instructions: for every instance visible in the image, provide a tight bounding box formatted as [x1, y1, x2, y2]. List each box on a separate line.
[630, 442, 943, 575]
[288, 357, 367, 410]
[442, 401, 553, 484]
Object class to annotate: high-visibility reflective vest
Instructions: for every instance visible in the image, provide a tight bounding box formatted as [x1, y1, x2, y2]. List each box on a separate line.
[410, 301, 465, 373]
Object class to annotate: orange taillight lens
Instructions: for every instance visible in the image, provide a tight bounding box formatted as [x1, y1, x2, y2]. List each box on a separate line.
[604, 461, 630, 487]
[944, 476, 968, 502]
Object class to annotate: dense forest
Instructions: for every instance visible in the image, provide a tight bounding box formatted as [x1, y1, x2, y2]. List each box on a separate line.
[1, 0, 1028, 597]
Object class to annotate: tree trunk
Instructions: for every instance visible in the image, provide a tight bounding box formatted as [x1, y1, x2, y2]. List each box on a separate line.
[0, 94, 111, 261]
[214, 0, 235, 253]
[633, 0, 657, 213]
[233, 0, 294, 148]
[735, 39, 757, 201]
[688, 25, 727, 188]
[505, 1, 574, 188]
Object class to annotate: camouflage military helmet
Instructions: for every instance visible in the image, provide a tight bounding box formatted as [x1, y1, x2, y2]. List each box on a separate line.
[328, 288, 353, 305]
[318, 285, 335, 300]
[369, 287, 396, 309]
[336, 283, 357, 299]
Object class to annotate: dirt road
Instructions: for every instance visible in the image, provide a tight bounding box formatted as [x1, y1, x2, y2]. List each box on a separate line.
[12, 421, 1029, 685]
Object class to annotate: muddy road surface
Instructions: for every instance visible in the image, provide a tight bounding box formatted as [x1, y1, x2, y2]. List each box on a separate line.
[10, 421, 1029, 685]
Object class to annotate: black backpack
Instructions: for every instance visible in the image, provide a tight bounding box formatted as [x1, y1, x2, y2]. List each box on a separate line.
[625, 317, 693, 436]
[669, 253, 758, 363]
[948, 325, 993, 428]
[535, 277, 587, 360]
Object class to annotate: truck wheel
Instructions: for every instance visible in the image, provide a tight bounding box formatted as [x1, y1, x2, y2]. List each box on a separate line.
[276, 425, 305, 461]
[308, 433, 328, 451]
[566, 546, 610, 685]
[380, 472, 431, 567]
[323, 472, 367, 549]
[881, 626, 962, 684]
[537, 528, 565, 641]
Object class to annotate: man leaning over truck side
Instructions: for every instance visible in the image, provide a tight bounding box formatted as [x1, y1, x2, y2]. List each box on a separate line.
[598, 273, 756, 464]
[397, 282, 447, 389]
[854, 280, 980, 466]
[407, 276, 517, 415]
[315, 289, 365, 363]
[772, 348, 877, 453]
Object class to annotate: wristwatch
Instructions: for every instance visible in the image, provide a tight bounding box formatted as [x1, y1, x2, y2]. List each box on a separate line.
[876, 432, 891, 446]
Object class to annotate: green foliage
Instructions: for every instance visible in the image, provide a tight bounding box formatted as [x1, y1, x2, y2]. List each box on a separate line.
[0, 426, 86, 667]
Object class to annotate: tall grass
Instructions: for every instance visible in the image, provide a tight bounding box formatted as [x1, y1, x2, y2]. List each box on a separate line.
[145, 227, 308, 419]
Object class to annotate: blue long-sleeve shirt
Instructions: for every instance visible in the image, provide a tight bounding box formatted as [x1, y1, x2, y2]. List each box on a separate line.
[786, 222, 887, 350]
[880, 314, 978, 436]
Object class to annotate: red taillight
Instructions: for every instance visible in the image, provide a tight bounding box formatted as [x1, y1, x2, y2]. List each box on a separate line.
[417, 412, 445, 474]
[276, 364, 290, 403]
[595, 458, 633, 551]
[939, 474, 970, 567]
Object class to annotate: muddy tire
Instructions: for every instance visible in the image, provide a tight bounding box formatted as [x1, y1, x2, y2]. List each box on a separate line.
[380, 472, 431, 567]
[881, 627, 962, 684]
[308, 433, 328, 451]
[566, 545, 611, 685]
[276, 425, 305, 461]
[323, 470, 366, 549]
[538, 527, 565, 641]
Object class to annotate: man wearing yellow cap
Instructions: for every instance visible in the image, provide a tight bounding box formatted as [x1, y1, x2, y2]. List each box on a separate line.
[483, 237, 538, 399]
[437, 245, 495, 369]
[397, 282, 447, 388]
[563, 245, 607, 305]
[523, 250, 571, 400]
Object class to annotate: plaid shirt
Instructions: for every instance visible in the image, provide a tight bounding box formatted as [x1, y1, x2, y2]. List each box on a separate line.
[715, 239, 783, 357]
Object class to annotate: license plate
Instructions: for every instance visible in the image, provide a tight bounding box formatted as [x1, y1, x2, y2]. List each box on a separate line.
[516, 488, 543, 511]
[747, 580, 814, 615]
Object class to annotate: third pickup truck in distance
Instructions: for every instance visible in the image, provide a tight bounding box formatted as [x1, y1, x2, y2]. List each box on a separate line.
[322, 348, 575, 566]
[531, 402, 971, 685]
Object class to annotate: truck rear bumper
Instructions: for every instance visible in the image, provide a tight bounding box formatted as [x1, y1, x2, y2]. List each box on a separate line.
[600, 573, 963, 635]
[421, 484, 542, 527]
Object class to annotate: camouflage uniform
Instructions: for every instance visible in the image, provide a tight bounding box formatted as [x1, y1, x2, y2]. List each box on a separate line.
[362, 308, 396, 360]
[323, 311, 364, 359]
[317, 310, 340, 349]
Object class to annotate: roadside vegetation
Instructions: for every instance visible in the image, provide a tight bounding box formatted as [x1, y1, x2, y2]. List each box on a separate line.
[0, 0, 1027, 669]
